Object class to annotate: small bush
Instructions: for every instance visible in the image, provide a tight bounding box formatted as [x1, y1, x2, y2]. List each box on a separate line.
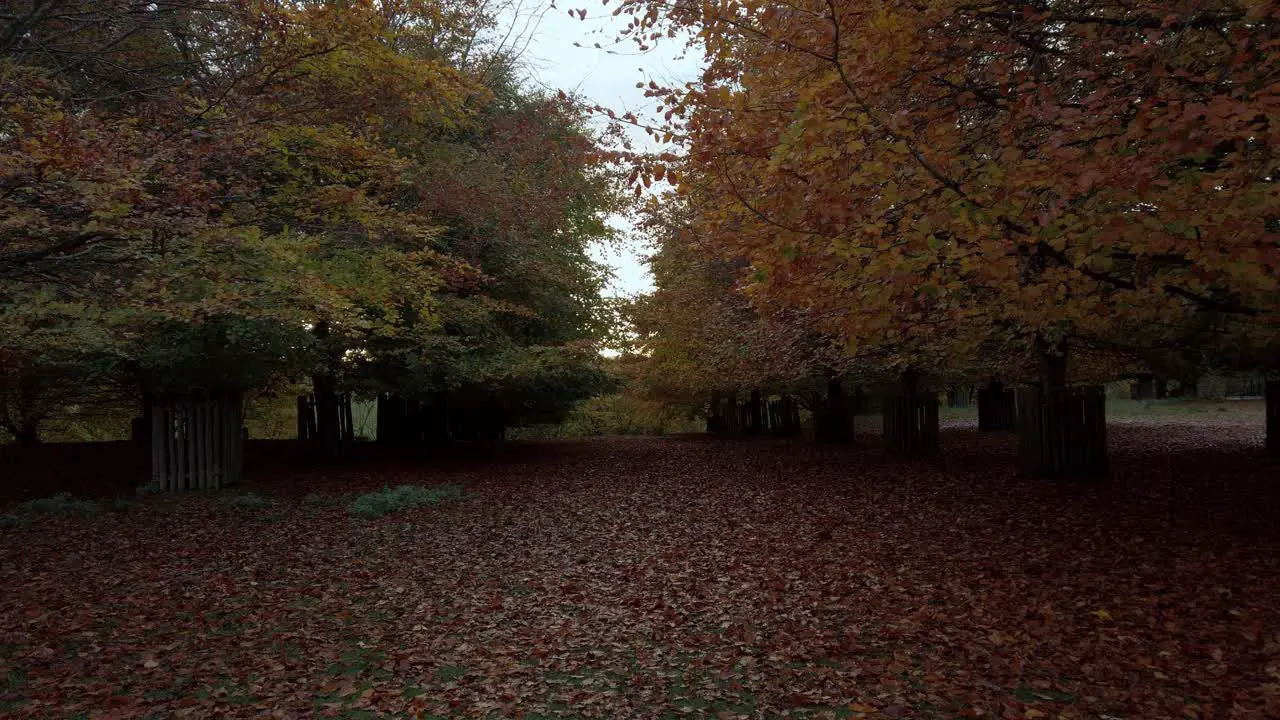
[2, 493, 100, 524]
[348, 484, 462, 519]
[135, 483, 165, 497]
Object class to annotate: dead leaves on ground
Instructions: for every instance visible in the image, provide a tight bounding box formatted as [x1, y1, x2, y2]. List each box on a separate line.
[2, 425, 1279, 718]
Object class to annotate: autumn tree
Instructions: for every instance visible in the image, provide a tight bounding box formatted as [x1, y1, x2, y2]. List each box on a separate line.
[610, 0, 1280, 471]
[2, 1, 624, 476]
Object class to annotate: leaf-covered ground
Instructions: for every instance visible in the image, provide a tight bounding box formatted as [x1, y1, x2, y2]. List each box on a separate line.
[3, 422, 1279, 719]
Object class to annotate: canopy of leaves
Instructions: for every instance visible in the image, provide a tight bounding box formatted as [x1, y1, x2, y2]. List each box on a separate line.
[611, 0, 1280, 386]
[1, 0, 624, 433]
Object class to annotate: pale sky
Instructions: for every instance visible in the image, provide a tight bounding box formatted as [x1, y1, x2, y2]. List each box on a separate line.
[505, 1, 701, 297]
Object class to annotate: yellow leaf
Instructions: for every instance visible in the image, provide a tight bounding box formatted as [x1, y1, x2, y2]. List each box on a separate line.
[1091, 609, 1113, 621]
[847, 704, 877, 714]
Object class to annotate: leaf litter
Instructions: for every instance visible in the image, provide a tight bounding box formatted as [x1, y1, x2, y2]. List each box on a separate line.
[2, 423, 1279, 718]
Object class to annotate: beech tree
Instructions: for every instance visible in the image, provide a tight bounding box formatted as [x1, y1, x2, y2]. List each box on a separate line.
[609, 0, 1280, 469]
[2, 1, 623, 470]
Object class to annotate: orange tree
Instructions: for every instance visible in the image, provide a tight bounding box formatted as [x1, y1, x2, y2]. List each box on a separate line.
[604, 0, 1280, 464]
[609, 0, 1279, 380]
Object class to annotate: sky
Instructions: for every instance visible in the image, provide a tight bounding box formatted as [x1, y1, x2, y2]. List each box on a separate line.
[501, 1, 701, 297]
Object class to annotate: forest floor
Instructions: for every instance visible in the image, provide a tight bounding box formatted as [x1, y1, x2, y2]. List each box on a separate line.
[2, 416, 1279, 719]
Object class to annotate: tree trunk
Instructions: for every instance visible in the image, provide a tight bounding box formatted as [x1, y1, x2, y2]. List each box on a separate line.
[308, 320, 345, 459]
[725, 392, 739, 433]
[977, 381, 1015, 431]
[131, 392, 154, 446]
[772, 393, 800, 437]
[1267, 381, 1279, 457]
[310, 373, 341, 456]
[814, 377, 852, 443]
[150, 393, 244, 490]
[947, 384, 972, 408]
[1132, 374, 1155, 400]
[14, 423, 39, 449]
[746, 389, 764, 434]
[1017, 337, 1108, 479]
[883, 369, 939, 456]
[706, 392, 726, 433]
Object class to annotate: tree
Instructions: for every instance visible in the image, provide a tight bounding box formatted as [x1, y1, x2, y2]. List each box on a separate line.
[608, 0, 1280, 470]
[2, 0, 625, 472]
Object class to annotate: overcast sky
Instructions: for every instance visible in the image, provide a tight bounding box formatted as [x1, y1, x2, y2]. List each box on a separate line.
[504, 1, 700, 297]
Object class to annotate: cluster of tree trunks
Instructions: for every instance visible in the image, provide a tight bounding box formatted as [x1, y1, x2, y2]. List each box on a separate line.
[375, 394, 505, 446]
[882, 371, 939, 457]
[707, 391, 802, 437]
[1015, 385, 1108, 479]
[1268, 381, 1279, 457]
[766, 394, 802, 437]
[813, 379, 854, 444]
[297, 393, 355, 458]
[977, 382, 1016, 431]
[1131, 374, 1169, 400]
[150, 394, 244, 490]
[946, 385, 973, 408]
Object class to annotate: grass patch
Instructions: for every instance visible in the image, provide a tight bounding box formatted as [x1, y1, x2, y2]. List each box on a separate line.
[2, 493, 100, 524]
[348, 484, 463, 519]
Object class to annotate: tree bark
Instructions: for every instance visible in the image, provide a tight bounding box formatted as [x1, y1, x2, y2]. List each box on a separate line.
[1267, 381, 1279, 457]
[977, 381, 1015, 431]
[883, 369, 939, 456]
[746, 389, 764, 434]
[1132, 374, 1155, 400]
[815, 377, 851, 443]
[309, 321, 343, 459]
[1018, 337, 1108, 479]
[14, 423, 40, 449]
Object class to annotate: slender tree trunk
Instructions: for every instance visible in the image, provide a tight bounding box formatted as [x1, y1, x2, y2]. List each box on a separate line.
[1266, 381, 1279, 457]
[132, 391, 154, 446]
[310, 321, 343, 459]
[978, 381, 1015, 431]
[706, 392, 725, 433]
[746, 389, 764, 434]
[815, 377, 851, 443]
[14, 422, 39, 449]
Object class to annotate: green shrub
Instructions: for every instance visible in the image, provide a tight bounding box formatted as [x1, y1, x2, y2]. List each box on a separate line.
[348, 484, 463, 519]
[2, 493, 100, 524]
